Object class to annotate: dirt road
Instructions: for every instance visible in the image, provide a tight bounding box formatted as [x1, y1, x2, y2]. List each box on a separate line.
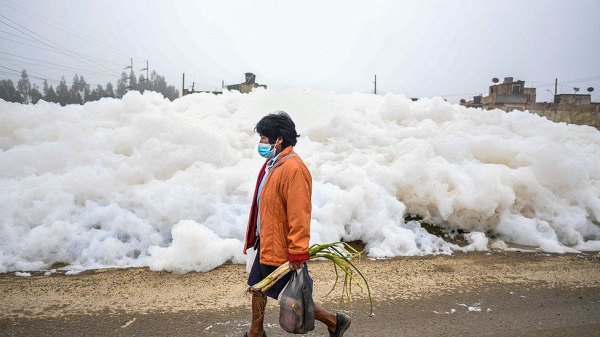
[1, 252, 599, 336]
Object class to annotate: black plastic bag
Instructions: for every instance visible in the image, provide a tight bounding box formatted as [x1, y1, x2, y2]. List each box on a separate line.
[278, 267, 315, 334]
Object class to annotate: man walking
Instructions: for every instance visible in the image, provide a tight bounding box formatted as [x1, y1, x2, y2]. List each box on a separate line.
[244, 111, 351, 336]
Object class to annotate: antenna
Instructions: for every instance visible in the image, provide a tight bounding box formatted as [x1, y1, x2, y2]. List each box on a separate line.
[374, 74, 377, 94]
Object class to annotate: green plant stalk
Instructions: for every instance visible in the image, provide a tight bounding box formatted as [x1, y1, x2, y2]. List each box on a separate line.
[324, 262, 340, 297]
[329, 244, 373, 314]
[249, 262, 290, 293]
[248, 242, 373, 316]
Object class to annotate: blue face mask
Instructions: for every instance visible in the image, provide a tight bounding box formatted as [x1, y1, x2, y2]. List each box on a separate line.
[257, 143, 276, 158]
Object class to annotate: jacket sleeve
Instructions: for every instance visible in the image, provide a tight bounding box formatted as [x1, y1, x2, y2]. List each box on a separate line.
[284, 166, 312, 261]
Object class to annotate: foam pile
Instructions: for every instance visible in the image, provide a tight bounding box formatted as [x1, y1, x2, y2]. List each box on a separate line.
[1, 89, 599, 273]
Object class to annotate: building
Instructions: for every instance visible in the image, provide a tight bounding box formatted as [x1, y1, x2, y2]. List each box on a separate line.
[182, 86, 222, 96]
[463, 77, 537, 111]
[226, 73, 267, 93]
[181, 72, 268, 97]
[461, 77, 600, 129]
[482, 77, 536, 108]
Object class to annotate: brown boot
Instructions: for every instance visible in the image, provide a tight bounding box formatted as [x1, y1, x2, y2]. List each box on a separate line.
[246, 292, 267, 337]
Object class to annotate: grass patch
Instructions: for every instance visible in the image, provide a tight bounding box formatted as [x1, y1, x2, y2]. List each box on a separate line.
[404, 214, 445, 237]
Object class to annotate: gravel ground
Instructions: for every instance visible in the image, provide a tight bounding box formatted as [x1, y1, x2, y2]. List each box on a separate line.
[1, 251, 599, 336]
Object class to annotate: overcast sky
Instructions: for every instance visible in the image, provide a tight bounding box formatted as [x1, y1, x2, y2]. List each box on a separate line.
[1, 0, 599, 103]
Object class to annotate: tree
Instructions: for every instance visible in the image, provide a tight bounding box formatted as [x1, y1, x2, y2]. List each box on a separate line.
[105, 82, 115, 98]
[56, 77, 69, 106]
[42, 79, 49, 97]
[14, 91, 23, 103]
[0, 79, 22, 103]
[45, 85, 58, 103]
[96, 84, 105, 98]
[31, 84, 43, 104]
[17, 70, 31, 104]
[138, 74, 147, 93]
[87, 84, 105, 102]
[146, 70, 179, 101]
[128, 70, 137, 92]
[68, 74, 90, 104]
[79, 75, 90, 102]
[68, 74, 81, 104]
[164, 84, 179, 101]
[116, 72, 128, 98]
[88, 88, 100, 102]
[1, 68, 179, 104]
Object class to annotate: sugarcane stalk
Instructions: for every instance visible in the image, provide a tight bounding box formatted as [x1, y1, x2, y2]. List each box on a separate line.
[248, 241, 373, 316]
[248, 262, 290, 292]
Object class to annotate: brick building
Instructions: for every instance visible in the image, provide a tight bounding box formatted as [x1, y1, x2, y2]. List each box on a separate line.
[463, 77, 537, 111]
[461, 77, 600, 129]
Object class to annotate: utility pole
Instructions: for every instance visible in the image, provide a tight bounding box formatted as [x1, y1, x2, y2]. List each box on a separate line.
[124, 58, 133, 90]
[222, 80, 224, 89]
[374, 74, 377, 95]
[139, 61, 149, 92]
[555, 78, 558, 115]
[182, 73, 185, 97]
[191, 82, 195, 93]
[140, 61, 149, 81]
[128, 58, 133, 89]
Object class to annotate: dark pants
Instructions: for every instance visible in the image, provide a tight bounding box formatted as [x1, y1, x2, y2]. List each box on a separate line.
[247, 243, 313, 300]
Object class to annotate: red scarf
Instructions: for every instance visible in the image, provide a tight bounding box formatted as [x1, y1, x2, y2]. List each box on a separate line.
[244, 160, 269, 251]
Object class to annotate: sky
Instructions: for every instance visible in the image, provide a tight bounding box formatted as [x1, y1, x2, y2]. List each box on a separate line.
[1, 0, 599, 103]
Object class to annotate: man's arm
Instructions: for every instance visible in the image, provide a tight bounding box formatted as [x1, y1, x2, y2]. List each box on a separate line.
[284, 166, 312, 268]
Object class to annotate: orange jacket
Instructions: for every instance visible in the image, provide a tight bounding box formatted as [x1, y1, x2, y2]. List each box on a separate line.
[243, 146, 312, 266]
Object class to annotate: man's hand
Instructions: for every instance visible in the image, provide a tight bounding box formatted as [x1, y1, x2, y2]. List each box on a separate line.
[289, 260, 304, 270]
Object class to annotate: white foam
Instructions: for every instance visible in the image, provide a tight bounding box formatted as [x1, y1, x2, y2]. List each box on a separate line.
[43, 269, 57, 276]
[147, 220, 245, 273]
[461, 232, 489, 252]
[1, 89, 599, 273]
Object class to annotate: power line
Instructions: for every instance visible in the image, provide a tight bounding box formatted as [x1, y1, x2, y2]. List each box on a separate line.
[437, 91, 486, 98]
[0, 52, 129, 89]
[0, 28, 42, 44]
[1, 61, 84, 86]
[0, 65, 66, 84]
[0, 37, 126, 66]
[534, 81, 574, 89]
[0, 36, 65, 53]
[0, 56, 119, 76]
[0, 51, 121, 72]
[1, 0, 144, 61]
[0, 29, 123, 70]
[0, 15, 120, 77]
[1, 64, 115, 87]
[529, 76, 600, 90]
[0, 19, 119, 76]
[2, 60, 63, 84]
[0, 67, 113, 87]
[560, 75, 600, 85]
[0, 70, 21, 77]
[0, 15, 120, 76]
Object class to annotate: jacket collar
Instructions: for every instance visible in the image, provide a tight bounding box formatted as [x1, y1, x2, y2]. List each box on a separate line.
[267, 145, 294, 166]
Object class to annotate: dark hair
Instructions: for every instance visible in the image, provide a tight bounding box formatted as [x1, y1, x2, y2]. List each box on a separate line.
[255, 111, 300, 148]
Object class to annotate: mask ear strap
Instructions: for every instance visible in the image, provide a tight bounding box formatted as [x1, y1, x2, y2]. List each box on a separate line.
[270, 138, 279, 148]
